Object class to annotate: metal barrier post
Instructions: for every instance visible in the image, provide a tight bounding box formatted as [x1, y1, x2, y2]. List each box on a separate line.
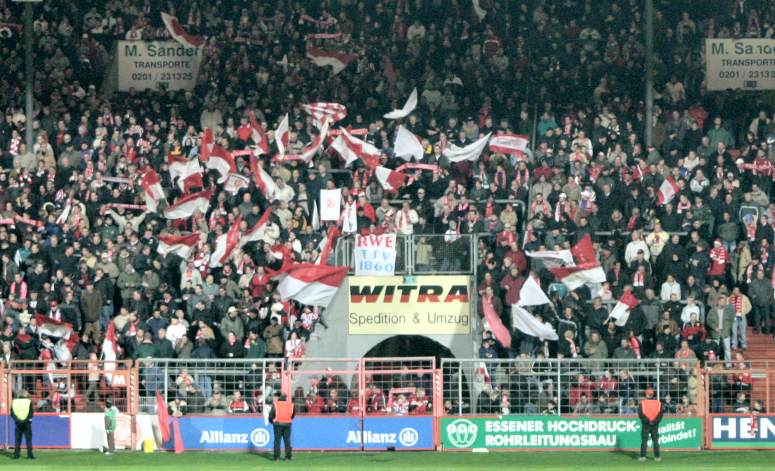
[457, 363, 463, 415]
[556, 360, 562, 416]
[656, 362, 661, 399]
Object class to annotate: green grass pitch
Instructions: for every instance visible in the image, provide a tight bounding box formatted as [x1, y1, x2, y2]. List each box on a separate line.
[2, 451, 775, 470]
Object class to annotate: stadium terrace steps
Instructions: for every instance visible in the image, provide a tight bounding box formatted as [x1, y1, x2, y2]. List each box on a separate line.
[743, 327, 775, 408]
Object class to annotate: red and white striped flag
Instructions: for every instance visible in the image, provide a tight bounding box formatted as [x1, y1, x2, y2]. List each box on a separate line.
[274, 263, 348, 307]
[168, 154, 202, 187]
[549, 234, 607, 290]
[375, 166, 406, 192]
[161, 12, 204, 48]
[157, 233, 201, 259]
[164, 188, 213, 220]
[180, 171, 204, 193]
[249, 154, 277, 201]
[489, 133, 529, 156]
[274, 114, 290, 156]
[224, 173, 250, 195]
[210, 216, 242, 267]
[306, 47, 357, 75]
[657, 176, 680, 205]
[607, 291, 641, 327]
[140, 169, 165, 212]
[239, 208, 273, 248]
[248, 110, 270, 155]
[383, 88, 418, 120]
[280, 119, 330, 163]
[201, 129, 236, 183]
[34, 314, 73, 339]
[301, 103, 347, 127]
[443, 132, 492, 162]
[330, 128, 381, 168]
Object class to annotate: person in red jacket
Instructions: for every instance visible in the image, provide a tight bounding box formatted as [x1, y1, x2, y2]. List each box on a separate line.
[708, 239, 729, 281]
[639, 388, 664, 462]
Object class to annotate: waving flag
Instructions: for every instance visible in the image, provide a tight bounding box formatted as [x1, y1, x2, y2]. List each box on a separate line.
[375, 166, 406, 191]
[607, 291, 641, 327]
[489, 133, 529, 156]
[302, 103, 347, 127]
[280, 119, 330, 163]
[168, 154, 202, 187]
[549, 235, 606, 290]
[518, 276, 552, 307]
[224, 173, 250, 194]
[274, 263, 348, 307]
[330, 128, 381, 168]
[161, 12, 204, 48]
[34, 314, 74, 339]
[526, 249, 575, 268]
[393, 125, 424, 161]
[274, 114, 290, 156]
[156, 391, 171, 443]
[482, 294, 511, 348]
[180, 171, 204, 192]
[249, 155, 277, 201]
[512, 305, 559, 341]
[315, 226, 341, 265]
[443, 133, 492, 162]
[164, 188, 213, 220]
[248, 111, 270, 155]
[240, 208, 273, 247]
[201, 129, 236, 183]
[306, 47, 357, 75]
[383, 88, 418, 120]
[140, 169, 165, 212]
[157, 233, 200, 258]
[210, 216, 242, 268]
[657, 176, 680, 205]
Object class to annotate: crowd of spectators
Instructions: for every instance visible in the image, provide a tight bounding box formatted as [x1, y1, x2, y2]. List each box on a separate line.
[1, 0, 775, 414]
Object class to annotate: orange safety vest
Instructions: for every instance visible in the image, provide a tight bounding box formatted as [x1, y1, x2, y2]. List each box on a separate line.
[274, 400, 294, 424]
[641, 399, 661, 422]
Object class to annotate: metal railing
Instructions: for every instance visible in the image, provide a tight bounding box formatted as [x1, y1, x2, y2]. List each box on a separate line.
[441, 358, 700, 416]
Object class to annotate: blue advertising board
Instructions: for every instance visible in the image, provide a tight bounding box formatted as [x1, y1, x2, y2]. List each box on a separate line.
[1, 415, 70, 448]
[711, 415, 775, 448]
[168, 415, 434, 451]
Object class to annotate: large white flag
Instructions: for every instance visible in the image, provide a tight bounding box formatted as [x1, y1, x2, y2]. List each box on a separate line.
[383, 88, 418, 120]
[393, 125, 425, 161]
[512, 305, 558, 341]
[518, 276, 552, 307]
[320, 189, 341, 221]
[443, 133, 491, 162]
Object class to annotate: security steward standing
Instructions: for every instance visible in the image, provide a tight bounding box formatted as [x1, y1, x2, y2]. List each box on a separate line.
[638, 388, 663, 462]
[268, 393, 295, 461]
[11, 390, 35, 460]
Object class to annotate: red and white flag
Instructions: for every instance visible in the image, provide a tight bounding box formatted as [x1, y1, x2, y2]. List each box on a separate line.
[210, 216, 242, 268]
[607, 291, 641, 327]
[482, 294, 511, 348]
[443, 132, 492, 162]
[249, 155, 277, 201]
[383, 88, 418, 120]
[330, 128, 381, 168]
[280, 119, 330, 163]
[168, 154, 202, 187]
[518, 276, 552, 307]
[161, 12, 204, 48]
[240, 208, 273, 247]
[511, 305, 559, 341]
[489, 133, 529, 156]
[657, 176, 680, 205]
[156, 391, 171, 443]
[180, 171, 204, 193]
[224, 173, 250, 194]
[525, 249, 575, 268]
[375, 166, 405, 191]
[393, 125, 424, 161]
[315, 226, 341, 265]
[164, 188, 213, 220]
[274, 114, 290, 156]
[274, 263, 348, 307]
[157, 233, 200, 259]
[201, 128, 236, 183]
[248, 110, 270, 155]
[140, 169, 165, 212]
[306, 47, 357, 75]
[549, 235, 607, 290]
[301, 103, 347, 127]
[34, 314, 73, 339]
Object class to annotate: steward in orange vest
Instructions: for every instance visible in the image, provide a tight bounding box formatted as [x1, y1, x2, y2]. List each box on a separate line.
[269, 394, 295, 461]
[638, 388, 664, 462]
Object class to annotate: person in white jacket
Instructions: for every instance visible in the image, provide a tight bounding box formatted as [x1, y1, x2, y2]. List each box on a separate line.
[394, 198, 419, 235]
[625, 230, 650, 265]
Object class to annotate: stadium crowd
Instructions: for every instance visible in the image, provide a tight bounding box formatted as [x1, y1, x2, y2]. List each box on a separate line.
[1, 0, 775, 415]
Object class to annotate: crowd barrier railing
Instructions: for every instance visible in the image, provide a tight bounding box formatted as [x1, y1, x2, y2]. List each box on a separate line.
[5, 357, 775, 451]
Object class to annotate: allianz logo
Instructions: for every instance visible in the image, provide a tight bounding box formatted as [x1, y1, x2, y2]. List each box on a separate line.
[199, 429, 271, 447]
[346, 428, 419, 447]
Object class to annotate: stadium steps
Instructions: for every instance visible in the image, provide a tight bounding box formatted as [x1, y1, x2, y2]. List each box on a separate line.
[742, 327, 775, 408]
